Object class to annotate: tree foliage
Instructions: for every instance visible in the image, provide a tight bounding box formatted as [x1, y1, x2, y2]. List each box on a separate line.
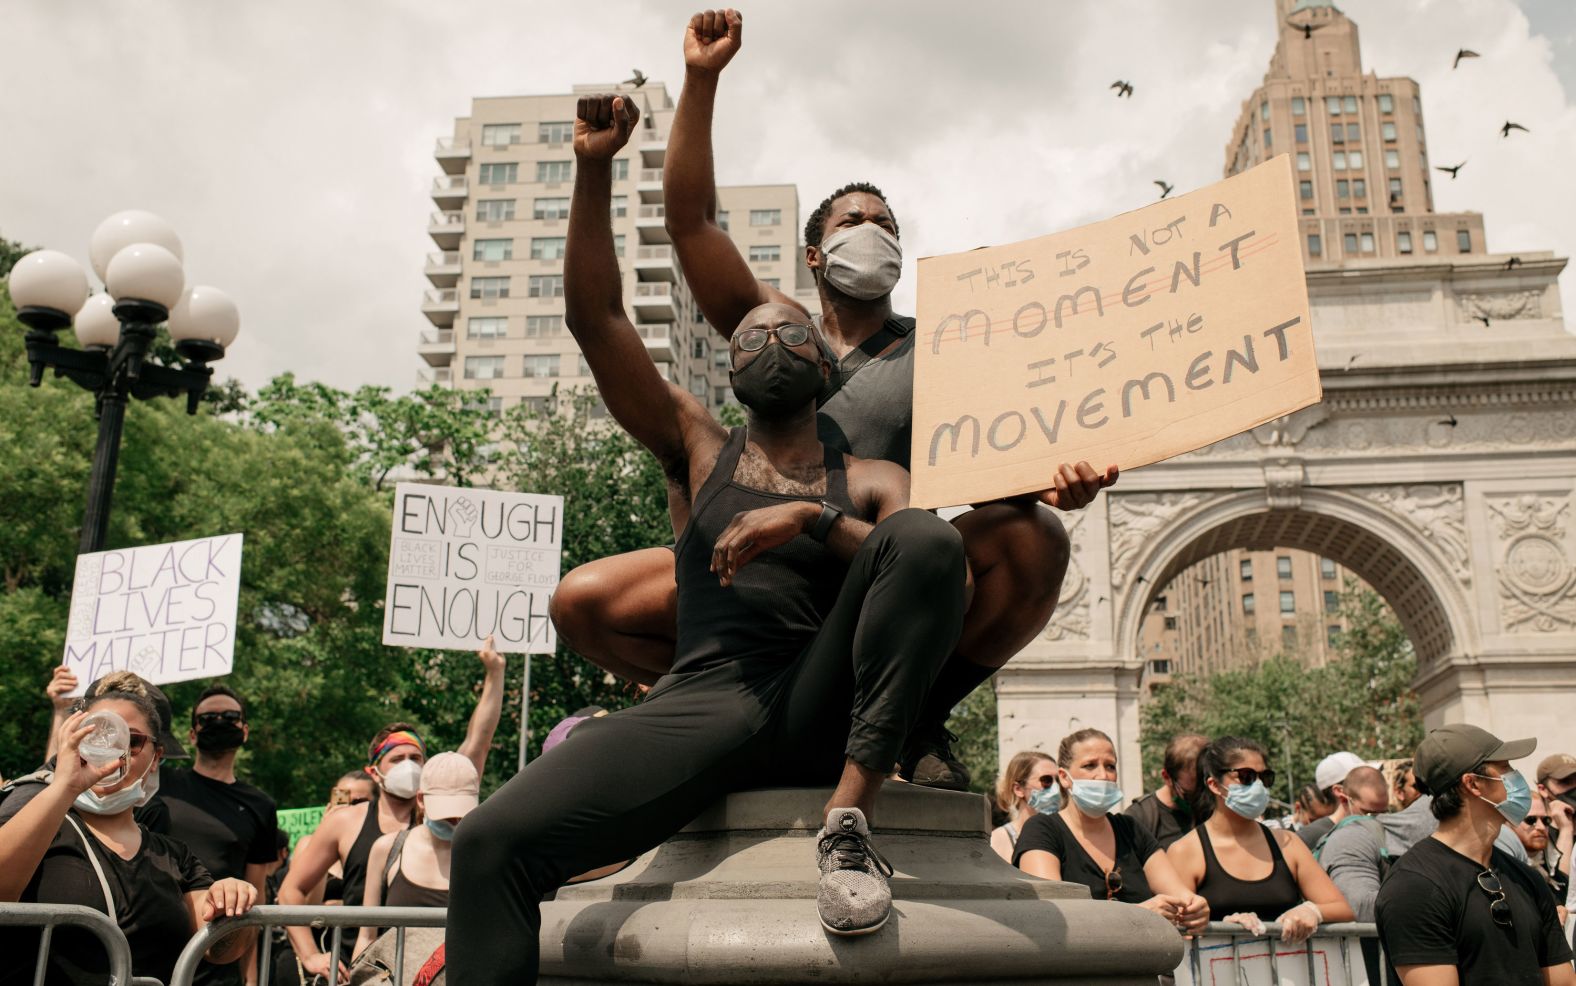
[1138, 579, 1422, 806]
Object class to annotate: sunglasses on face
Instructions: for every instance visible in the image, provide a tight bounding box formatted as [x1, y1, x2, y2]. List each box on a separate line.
[734, 322, 813, 353]
[1522, 815, 1553, 828]
[196, 710, 245, 727]
[1226, 767, 1276, 789]
[1104, 867, 1124, 901]
[126, 731, 154, 755]
[1476, 869, 1514, 928]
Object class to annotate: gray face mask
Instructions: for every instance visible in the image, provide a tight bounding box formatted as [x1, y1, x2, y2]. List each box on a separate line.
[818, 224, 902, 301]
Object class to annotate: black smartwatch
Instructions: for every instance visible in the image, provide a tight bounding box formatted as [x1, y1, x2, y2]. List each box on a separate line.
[810, 501, 843, 543]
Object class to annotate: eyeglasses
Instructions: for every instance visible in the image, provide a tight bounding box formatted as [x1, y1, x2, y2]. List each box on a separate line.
[735, 322, 813, 353]
[196, 710, 245, 727]
[1227, 767, 1277, 790]
[126, 731, 154, 755]
[1104, 867, 1124, 901]
[1522, 815, 1553, 828]
[1475, 869, 1514, 928]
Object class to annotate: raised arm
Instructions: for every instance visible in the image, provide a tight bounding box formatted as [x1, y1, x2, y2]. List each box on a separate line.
[457, 634, 506, 778]
[567, 93, 712, 466]
[666, 9, 804, 337]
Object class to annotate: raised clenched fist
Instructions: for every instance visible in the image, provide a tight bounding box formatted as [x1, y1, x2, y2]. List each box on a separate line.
[685, 9, 742, 74]
[574, 94, 640, 161]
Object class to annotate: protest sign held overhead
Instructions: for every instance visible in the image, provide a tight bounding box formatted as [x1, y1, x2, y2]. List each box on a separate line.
[63, 533, 244, 695]
[910, 155, 1320, 509]
[382, 483, 563, 653]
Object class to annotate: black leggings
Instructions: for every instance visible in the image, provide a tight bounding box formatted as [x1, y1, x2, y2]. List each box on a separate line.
[446, 509, 967, 985]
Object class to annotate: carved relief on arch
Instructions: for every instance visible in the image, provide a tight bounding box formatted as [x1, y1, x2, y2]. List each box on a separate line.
[1360, 484, 1472, 586]
[1107, 493, 1205, 588]
[1486, 494, 1576, 633]
[1044, 510, 1092, 642]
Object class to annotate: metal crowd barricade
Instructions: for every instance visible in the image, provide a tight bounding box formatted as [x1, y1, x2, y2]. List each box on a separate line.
[169, 905, 447, 986]
[1178, 921, 1388, 986]
[0, 902, 139, 986]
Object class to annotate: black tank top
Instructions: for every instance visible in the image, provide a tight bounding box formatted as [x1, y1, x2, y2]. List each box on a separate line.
[386, 864, 449, 908]
[672, 428, 857, 674]
[340, 788, 387, 909]
[1195, 822, 1302, 921]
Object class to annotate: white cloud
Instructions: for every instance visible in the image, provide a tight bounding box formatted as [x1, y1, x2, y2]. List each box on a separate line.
[1, 0, 1569, 393]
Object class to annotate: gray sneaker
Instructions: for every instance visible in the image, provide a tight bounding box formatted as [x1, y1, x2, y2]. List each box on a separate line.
[815, 807, 894, 937]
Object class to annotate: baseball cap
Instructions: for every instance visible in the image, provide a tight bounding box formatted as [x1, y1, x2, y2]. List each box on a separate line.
[84, 673, 189, 760]
[1536, 753, 1576, 786]
[420, 752, 480, 821]
[1314, 751, 1365, 791]
[1414, 724, 1536, 797]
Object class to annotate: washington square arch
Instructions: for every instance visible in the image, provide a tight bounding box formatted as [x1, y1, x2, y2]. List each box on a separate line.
[995, 0, 1576, 798]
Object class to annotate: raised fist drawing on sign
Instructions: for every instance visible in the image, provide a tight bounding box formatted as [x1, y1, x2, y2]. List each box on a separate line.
[447, 497, 479, 538]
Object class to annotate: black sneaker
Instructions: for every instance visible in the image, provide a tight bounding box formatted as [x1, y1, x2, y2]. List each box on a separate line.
[898, 722, 970, 791]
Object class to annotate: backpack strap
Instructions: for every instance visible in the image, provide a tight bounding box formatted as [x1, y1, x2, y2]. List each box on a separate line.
[63, 814, 117, 924]
[379, 828, 412, 903]
[815, 315, 912, 406]
[412, 943, 446, 986]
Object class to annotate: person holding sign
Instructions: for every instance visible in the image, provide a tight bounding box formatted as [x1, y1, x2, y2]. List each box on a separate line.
[548, 8, 1117, 792]
[446, 93, 969, 986]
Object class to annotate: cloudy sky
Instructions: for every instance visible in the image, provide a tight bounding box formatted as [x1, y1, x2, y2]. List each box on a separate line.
[3, 0, 1571, 394]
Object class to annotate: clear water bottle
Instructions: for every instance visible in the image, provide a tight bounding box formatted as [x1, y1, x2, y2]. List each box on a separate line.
[78, 709, 130, 787]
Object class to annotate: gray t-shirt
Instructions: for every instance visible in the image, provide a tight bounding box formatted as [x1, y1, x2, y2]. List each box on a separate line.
[815, 319, 915, 470]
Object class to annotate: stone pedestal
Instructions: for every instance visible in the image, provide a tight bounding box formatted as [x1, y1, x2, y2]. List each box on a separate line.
[538, 782, 1184, 984]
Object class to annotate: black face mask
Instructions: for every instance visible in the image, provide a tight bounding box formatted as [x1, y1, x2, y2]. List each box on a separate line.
[195, 720, 246, 753]
[730, 344, 822, 417]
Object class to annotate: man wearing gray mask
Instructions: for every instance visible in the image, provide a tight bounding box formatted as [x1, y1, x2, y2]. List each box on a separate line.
[550, 8, 1118, 791]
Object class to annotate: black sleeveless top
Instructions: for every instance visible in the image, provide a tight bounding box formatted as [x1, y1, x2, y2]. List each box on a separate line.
[672, 427, 857, 674]
[386, 862, 449, 908]
[340, 788, 387, 909]
[1195, 822, 1302, 921]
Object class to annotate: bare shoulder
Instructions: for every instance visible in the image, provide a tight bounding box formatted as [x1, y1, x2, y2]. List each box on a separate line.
[1272, 826, 1308, 855]
[1167, 828, 1204, 863]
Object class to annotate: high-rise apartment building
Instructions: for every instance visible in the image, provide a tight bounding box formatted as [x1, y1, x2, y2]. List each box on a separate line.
[419, 83, 815, 412]
[1229, 0, 1487, 267]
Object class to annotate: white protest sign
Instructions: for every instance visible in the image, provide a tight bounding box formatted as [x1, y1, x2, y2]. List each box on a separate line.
[910, 154, 1320, 508]
[1176, 931, 1372, 985]
[382, 483, 562, 653]
[63, 533, 244, 695]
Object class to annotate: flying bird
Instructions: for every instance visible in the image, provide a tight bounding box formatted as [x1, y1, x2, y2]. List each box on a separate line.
[1474, 314, 1491, 327]
[1343, 353, 1362, 372]
[1289, 19, 1327, 39]
[1453, 49, 1479, 69]
[1197, 577, 1213, 589]
[622, 69, 648, 88]
[1506, 256, 1522, 270]
[1110, 80, 1134, 98]
[1437, 414, 1459, 428]
[1135, 575, 1149, 585]
[1154, 180, 1174, 199]
[1435, 162, 1466, 179]
[1501, 121, 1529, 137]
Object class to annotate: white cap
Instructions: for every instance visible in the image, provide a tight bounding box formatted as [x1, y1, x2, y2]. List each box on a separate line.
[1314, 751, 1366, 790]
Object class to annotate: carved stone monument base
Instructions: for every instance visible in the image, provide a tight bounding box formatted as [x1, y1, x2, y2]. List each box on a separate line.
[538, 782, 1183, 984]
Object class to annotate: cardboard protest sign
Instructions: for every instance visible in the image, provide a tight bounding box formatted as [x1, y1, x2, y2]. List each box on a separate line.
[382, 484, 563, 653]
[276, 805, 327, 850]
[910, 155, 1319, 508]
[63, 533, 244, 695]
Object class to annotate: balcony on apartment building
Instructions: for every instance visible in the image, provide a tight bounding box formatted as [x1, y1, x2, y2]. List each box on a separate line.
[638, 168, 663, 204]
[635, 322, 673, 362]
[639, 140, 666, 169]
[417, 366, 454, 387]
[435, 137, 471, 175]
[634, 244, 677, 282]
[421, 288, 459, 328]
[431, 175, 468, 209]
[635, 203, 670, 244]
[418, 327, 456, 366]
[425, 251, 461, 288]
[633, 282, 677, 322]
[428, 211, 466, 250]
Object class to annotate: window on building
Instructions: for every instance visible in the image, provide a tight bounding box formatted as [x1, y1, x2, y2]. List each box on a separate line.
[1326, 96, 1341, 114]
[610, 195, 628, 218]
[1240, 559, 1253, 581]
[716, 210, 730, 231]
[1302, 208, 1315, 216]
[692, 337, 708, 359]
[1260, 100, 1269, 121]
[478, 162, 518, 185]
[1263, 128, 1272, 148]
[1330, 123, 1345, 144]
[1382, 121, 1397, 141]
[530, 237, 567, 260]
[521, 396, 550, 415]
[1360, 232, 1375, 253]
[481, 123, 521, 147]
[1413, 95, 1422, 115]
[1164, 616, 1178, 630]
[1416, 123, 1424, 142]
[610, 159, 629, 180]
[1348, 150, 1363, 169]
[1321, 558, 1337, 579]
[469, 276, 509, 299]
[1333, 151, 1347, 170]
[1389, 177, 1403, 199]
[1356, 207, 1369, 214]
[1282, 625, 1298, 648]
[1151, 659, 1172, 675]
[1423, 230, 1438, 252]
[1292, 96, 1306, 116]
[1346, 123, 1360, 142]
[473, 238, 512, 262]
[577, 354, 592, 376]
[1378, 93, 1394, 113]
[713, 349, 730, 370]
[1339, 207, 1352, 215]
[537, 161, 572, 183]
[528, 274, 564, 298]
[748, 245, 781, 263]
[1307, 233, 1322, 256]
[1327, 625, 1342, 647]
[1324, 590, 1339, 613]
[1353, 179, 1366, 198]
[1343, 232, 1359, 253]
[1277, 556, 1293, 579]
[1398, 230, 1413, 254]
[533, 197, 570, 220]
[1299, 180, 1313, 200]
[749, 209, 781, 226]
[1279, 590, 1296, 613]
[476, 199, 515, 222]
[523, 354, 560, 378]
[1242, 593, 1256, 615]
[485, 396, 504, 413]
[524, 315, 561, 337]
[538, 121, 574, 144]
[467, 316, 507, 339]
[1337, 179, 1350, 198]
[464, 355, 505, 380]
[1385, 149, 1400, 169]
[1297, 152, 1311, 171]
[613, 234, 625, 256]
[1457, 229, 1471, 252]
[1342, 95, 1358, 114]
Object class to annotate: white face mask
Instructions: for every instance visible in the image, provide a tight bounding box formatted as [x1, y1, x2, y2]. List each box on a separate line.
[378, 760, 422, 800]
[818, 223, 902, 301]
[75, 759, 159, 816]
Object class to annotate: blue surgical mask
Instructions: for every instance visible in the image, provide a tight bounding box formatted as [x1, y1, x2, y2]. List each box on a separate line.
[1224, 780, 1270, 820]
[1071, 779, 1124, 817]
[425, 818, 457, 842]
[1474, 770, 1532, 826]
[1028, 785, 1062, 815]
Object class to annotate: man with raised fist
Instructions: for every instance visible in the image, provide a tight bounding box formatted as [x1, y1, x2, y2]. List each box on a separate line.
[446, 92, 969, 985]
[548, 9, 1119, 793]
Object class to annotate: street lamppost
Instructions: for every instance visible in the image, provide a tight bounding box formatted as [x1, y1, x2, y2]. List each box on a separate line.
[6, 210, 241, 555]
